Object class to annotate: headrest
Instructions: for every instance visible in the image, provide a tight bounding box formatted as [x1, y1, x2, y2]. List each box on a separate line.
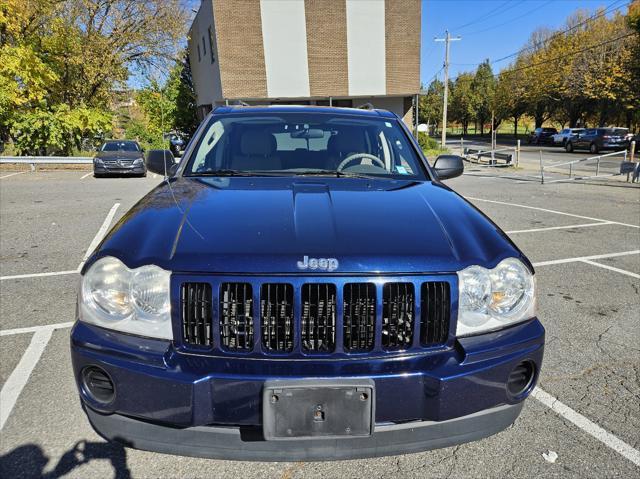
[240, 130, 276, 156]
[328, 130, 366, 154]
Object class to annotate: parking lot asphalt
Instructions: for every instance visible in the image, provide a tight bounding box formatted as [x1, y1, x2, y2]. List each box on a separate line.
[0, 169, 638, 478]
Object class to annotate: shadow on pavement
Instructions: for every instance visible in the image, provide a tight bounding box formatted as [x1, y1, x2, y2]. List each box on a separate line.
[0, 440, 131, 478]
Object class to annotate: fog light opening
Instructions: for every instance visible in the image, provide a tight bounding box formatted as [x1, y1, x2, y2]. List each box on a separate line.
[507, 360, 536, 397]
[82, 366, 115, 404]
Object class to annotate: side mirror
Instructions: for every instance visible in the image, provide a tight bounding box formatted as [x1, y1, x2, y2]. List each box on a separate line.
[433, 155, 464, 180]
[146, 149, 177, 177]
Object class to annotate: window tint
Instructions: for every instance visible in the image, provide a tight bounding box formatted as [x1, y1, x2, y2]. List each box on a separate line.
[101, 141, 140, 152]
[186, 112, 426, 179]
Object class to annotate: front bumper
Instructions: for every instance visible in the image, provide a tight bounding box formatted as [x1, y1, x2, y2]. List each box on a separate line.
[71, 319, 544, 460]
[94, 163, 146, 175]
[84, 400, 523, 461]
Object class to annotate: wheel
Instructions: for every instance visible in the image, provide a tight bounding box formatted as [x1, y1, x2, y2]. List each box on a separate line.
[565, 142, 573, 153]
[590, 143, 598, 154]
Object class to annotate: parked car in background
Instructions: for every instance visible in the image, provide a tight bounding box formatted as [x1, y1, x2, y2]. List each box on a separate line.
[565, 128, 630, 153]
[165, 133, 187, 158]
[93, 140, 146, 177]
[527, 127, 558, 145]
[552, 128, 584, 146]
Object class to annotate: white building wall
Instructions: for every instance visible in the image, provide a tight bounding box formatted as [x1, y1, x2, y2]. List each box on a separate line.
[260, 0, 310, 98]
[345, 0, 386, 96]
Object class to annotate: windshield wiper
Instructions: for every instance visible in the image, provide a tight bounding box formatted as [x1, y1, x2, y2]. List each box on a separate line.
[194, 169, 279, 177]
[292, 170, 378, 179]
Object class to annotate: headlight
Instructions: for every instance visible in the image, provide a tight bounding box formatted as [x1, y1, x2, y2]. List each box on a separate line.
[133, 157, 144, 165]
[80, 256, 172, 339]
[457, 258, 535, 336]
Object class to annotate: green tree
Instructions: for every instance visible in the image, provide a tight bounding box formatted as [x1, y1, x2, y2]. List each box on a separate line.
[471, 60, 496, 135]
[449, 74, 475, 135]
[0, 0, 189, 154]
[418, 79, 443, 132]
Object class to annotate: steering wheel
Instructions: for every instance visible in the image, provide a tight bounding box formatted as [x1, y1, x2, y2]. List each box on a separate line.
[337, 153, 386, 171]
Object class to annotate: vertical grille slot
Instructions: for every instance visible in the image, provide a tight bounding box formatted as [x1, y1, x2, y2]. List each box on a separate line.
[343, 283, 376, 352]
[421, 282, 451, 345]
[382, 283, 415, 350]
[181, 282, 212, 347]
[301, 284, 336, 352]
[260, 283, 294, 352]
[220, 283, 253, 351]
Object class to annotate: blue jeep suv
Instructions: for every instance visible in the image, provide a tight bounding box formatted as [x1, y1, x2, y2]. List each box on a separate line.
[71, 106, 544, 461]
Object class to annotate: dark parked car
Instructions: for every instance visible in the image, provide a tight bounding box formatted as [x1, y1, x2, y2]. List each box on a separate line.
[72, 105, 543, 461]
[93, 140, 146, 177]
[527, 127, 558, 145]
[565, 127, 630, 153]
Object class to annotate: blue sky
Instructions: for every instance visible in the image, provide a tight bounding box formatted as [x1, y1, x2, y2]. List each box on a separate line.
[420, 0, 630, 87]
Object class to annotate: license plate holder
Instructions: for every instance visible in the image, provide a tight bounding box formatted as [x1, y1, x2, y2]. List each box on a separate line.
[262, 379, 374, 440]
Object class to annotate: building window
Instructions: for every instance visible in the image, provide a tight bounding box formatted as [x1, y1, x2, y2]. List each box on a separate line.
[208, 26, 215, 63]
[202, 35, 206, 56]
[197, 44, 201, 62]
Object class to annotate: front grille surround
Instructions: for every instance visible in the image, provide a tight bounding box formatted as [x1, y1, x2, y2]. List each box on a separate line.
[176, 275, 455, 358]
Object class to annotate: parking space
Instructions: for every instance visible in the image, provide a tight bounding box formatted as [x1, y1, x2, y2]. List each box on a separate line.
[0, 170, 639, 477]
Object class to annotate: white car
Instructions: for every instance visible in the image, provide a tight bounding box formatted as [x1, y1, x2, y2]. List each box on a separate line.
[552, 128, 584, 146]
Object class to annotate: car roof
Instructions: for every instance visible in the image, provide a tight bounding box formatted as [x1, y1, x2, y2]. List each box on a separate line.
[212, 104, 398, 119]
[104, 139, 138, 143]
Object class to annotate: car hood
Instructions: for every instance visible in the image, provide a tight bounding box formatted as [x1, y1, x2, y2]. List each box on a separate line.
[92, 177, 526, 274]
[95, 151, 143, 159]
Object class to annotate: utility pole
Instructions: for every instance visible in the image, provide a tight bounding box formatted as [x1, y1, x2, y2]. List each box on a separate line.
[435, 31, 461, 148]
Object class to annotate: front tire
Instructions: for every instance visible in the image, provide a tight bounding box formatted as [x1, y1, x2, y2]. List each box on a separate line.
[590, 143, 598, 154]
[565, 142, 573, 153]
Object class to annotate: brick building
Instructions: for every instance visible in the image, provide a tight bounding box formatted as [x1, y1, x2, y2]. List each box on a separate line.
[188, 0, 421, 125]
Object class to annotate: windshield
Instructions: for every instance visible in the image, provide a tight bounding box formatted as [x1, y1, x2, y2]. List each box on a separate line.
[185, 112, 427, 179]
[102, 141, 140, 152]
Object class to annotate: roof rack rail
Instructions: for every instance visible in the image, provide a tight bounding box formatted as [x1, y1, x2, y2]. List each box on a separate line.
[356, 102, 375, 110]
[233, 100, 250, 107]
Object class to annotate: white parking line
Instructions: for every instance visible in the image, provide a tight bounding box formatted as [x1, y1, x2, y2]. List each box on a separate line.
[506, 221, 613, 234]
[0, 171, 27, 180]
[0, 328, 53, 430]
[467, 197, 640, 229]
[0, 321, 74, 337]
[77, 202, 120, 270]
[533, 250, 640, 267]
[0, 269, 78, 281]
[532, 388, 640, 467]
[581, 259, 640, 279]
[80, 172, 92, 179]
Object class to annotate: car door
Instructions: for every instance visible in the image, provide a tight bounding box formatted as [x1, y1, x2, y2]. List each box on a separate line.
[576, 129, 592, 148]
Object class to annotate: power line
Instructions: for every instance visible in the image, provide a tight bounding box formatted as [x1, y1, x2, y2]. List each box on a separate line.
[491, 0, 629, 65]
[449, 0, 521, 32]
[440, 0, 630, 74]
[499, 31, 635, 77]
[445, 30, 634, 84]
[464, 0, 555, 36]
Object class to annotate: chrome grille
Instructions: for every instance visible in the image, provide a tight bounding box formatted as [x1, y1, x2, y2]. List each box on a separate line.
[219, 283, 253, 351]
[382, 283, 415, 350]
[260, 283, 294, 352]
[301, 283, 336, 352]
[343, 283, 376, 352]
[420, 282, 450, 345]
[179, 278, 452, 355]
[181, 282, 212, 346]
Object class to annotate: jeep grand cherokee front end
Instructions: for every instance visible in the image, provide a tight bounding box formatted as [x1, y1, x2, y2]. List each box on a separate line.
[71, 106, 544, 461]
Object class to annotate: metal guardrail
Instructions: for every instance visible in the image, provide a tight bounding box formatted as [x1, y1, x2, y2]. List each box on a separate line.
[0, 156, 93, 171]
[540, 150, 630, 184]
[463, 147, 514, 166]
